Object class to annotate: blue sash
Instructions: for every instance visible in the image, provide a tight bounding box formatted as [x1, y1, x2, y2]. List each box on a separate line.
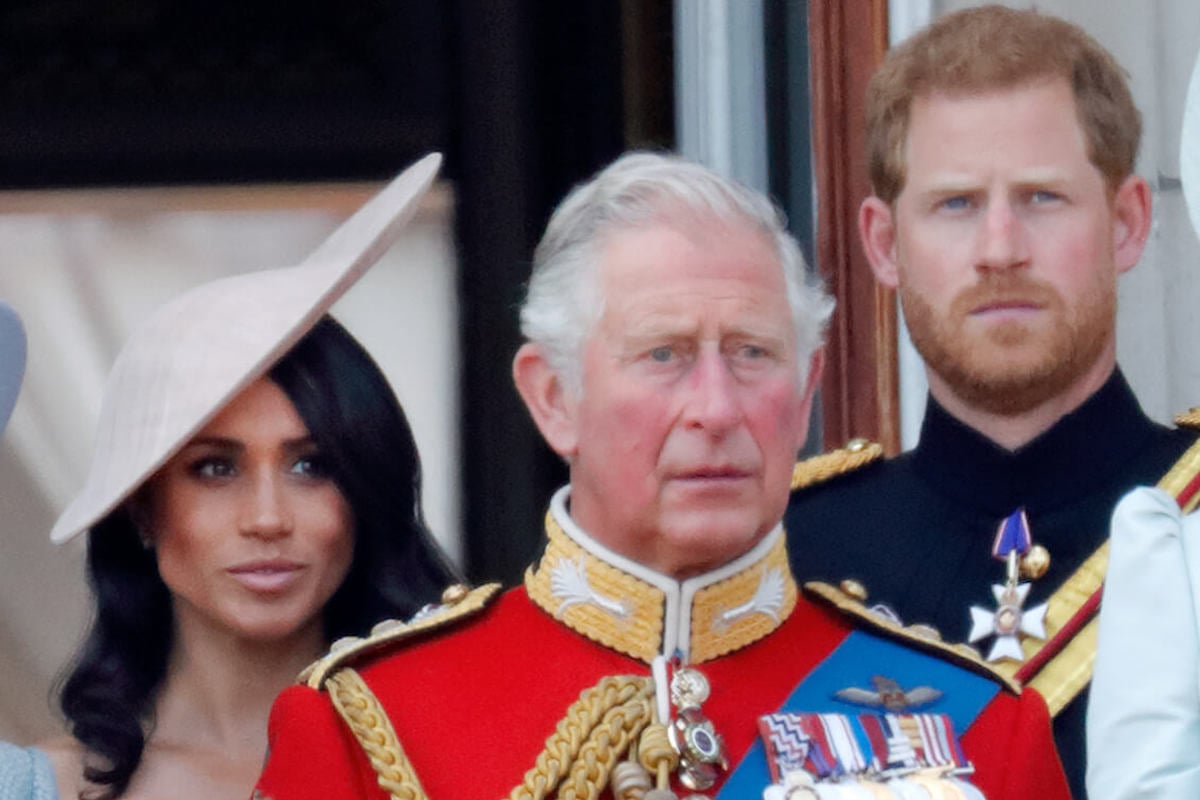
[717, 630, 1001, 797]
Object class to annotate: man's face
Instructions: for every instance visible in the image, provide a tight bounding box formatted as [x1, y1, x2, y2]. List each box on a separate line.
[558, 217, 819, 578]
[866, 78, 1146, 415]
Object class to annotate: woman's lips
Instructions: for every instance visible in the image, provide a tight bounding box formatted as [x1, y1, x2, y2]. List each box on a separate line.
[227, 561, 304, 593]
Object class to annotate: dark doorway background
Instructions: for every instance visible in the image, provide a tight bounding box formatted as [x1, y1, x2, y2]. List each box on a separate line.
[0, 0, 675, 585]
[2, 1, 861, 587]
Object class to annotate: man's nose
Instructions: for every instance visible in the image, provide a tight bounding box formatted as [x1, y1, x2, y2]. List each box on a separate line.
[239, 472, 293, 540]
[975, 198, 1030, 272]
[682, 350, 741, 435]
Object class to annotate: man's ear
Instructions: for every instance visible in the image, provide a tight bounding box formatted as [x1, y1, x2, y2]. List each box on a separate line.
[1111, 175, 1152, 274]
[512, 342, 579, 458]
[859, 196, 900, 288]
[794, 348, 826, 451]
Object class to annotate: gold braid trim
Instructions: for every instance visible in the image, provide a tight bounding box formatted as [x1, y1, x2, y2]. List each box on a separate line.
[508, 675, 655, 800]
[327, 667, 428, 800]
[790, 439, 884, 491]
[1174, 408, 1200, 431]
[804, 581, 1021, 693]
[1159, 436, 1200, 514]
[304, 583, 502, 689]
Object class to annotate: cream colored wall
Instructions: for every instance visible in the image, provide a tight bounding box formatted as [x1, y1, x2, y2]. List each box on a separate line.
[0, 182, 461, 742]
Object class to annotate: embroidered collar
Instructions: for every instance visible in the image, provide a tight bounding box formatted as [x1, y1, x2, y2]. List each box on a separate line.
[912, 369, 1165, 515]
[525, 486, 798, 664]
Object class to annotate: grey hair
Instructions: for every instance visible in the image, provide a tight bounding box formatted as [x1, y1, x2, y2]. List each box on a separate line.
[518, 151, 835, 394]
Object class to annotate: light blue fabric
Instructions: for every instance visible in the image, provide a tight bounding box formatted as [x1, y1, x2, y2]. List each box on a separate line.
[1088, 487, 1200, 799]
[0, 741, 57, 800]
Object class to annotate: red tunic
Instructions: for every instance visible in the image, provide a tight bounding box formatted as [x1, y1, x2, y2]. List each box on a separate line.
[260, 591, 1067, 799]
[257, 500, 1068, 799]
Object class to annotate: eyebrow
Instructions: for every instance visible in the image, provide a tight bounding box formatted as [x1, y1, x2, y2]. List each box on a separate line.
[183, 435, 317, 453]
[920, 168, 1072, 194]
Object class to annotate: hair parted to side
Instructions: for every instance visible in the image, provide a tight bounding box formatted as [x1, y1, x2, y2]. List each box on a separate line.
[519, 151, 835, 392]
[867, 4, 1141, 205]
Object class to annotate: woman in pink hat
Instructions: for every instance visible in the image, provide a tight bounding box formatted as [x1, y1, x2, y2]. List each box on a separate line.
[0, 155, 459, 800]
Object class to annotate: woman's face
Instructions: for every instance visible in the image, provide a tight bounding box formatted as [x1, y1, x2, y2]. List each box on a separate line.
[146, 377, 354, 644]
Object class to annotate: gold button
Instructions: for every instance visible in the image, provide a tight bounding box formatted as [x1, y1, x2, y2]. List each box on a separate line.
[839, 579, 868, 602]
[441, 583, 469, 605]
[1019, 545, 1051, 580]
[908, 623, 942, 641]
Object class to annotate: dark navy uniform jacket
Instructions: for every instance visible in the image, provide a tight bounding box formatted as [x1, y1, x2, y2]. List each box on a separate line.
[785, 369, 1196, 800]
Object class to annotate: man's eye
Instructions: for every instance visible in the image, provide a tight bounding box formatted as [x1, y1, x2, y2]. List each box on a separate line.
[740, 344, 768, 359]
[939, 195, 972, 211]
[190, 458, 234, 479]
[1030, 190, 1061, 204]
[649, 346, 674, 363]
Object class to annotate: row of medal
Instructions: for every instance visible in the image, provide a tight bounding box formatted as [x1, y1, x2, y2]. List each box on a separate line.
[758, 712, 986, 799]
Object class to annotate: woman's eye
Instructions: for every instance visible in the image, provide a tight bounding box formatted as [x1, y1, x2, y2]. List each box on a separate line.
[292, 454, 331, 479]
[190, 458, 234, 479]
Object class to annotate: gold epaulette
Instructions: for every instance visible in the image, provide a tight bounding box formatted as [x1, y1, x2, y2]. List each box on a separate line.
[804, 580, 1020, 695]
[302, 582, 503, 690]
[1174, 407, 1200, 431]
[791, 439, 884, 491]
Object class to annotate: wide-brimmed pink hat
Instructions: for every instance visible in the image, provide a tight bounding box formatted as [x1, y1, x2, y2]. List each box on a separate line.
[51, 153, 442, 544]
[0, 301, 26, 435]
[1184, 49, 1200, 241]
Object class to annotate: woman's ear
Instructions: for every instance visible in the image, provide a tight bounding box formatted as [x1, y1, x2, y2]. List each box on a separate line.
[126, 490, 158, 550]
[512, 343, 579, 458]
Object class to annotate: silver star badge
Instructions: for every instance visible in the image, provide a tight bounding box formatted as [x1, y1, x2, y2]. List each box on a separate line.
[968, 583, 1048, 662]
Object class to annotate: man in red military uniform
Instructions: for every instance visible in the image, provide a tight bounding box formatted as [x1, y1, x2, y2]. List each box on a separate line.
[255, 152, 1068, 799]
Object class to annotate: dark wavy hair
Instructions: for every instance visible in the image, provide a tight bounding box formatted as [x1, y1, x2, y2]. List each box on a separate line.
[57, 315, 460, 799]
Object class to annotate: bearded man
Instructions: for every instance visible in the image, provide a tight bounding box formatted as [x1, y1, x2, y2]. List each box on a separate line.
[784, 7, 1198, 798]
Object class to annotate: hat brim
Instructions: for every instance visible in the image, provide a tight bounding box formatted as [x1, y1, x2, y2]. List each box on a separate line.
[0, 301, 26, 435]
[51, 153, 442, 544]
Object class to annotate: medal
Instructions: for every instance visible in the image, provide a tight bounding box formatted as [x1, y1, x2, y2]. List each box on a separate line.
[667, 665, 729, 790]
[967, 508, 1049, 662]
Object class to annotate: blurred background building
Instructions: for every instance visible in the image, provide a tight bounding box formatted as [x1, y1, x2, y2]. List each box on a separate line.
[0, 0, 1196, 742]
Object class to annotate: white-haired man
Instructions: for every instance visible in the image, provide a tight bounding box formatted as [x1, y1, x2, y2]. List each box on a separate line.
[255, 152, 1068, 799]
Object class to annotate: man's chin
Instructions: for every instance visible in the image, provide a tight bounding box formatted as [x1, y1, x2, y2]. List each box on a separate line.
[654, 511, 770, 577]
[942, 359, 1075, 415]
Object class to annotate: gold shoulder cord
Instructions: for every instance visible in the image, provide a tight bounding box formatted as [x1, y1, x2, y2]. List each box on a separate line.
[328, 670, 657, 800]
[511, 675, 655, 800]
[790, 439, 884, 491]
[328, 667, 427, 800]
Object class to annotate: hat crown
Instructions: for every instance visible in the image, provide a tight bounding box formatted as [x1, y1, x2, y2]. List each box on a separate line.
[51, 153, 442, 544]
